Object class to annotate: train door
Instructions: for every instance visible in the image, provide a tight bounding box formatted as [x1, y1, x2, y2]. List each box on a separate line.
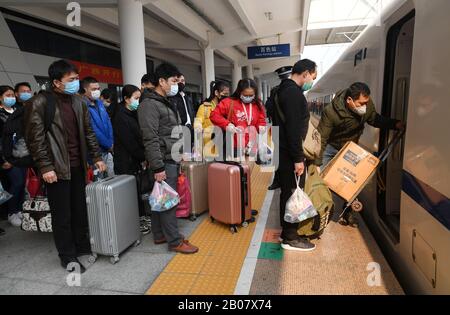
[378, 11, 416, 242]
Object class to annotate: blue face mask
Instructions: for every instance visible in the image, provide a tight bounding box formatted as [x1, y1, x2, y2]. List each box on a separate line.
[19, 92, 32, 102]
[64, 80, 80, 95]
[240, 95, 255, 104]
[129, 99, 139, 111]
[3, 97, 16, 108]
[167, 84, 179, 97]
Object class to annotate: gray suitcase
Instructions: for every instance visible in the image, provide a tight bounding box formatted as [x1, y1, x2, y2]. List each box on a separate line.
[86, 175, 141, 264]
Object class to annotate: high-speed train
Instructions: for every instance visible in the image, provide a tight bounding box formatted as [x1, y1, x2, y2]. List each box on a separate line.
[307, 0, 450, 294]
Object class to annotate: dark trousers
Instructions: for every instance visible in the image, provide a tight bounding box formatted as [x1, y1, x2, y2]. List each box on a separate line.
[276, 151, 306, 241]
[2, 167, 26, 215]
[150, 163, 183, 247]
[47, 167, 91, 261]
[271, 171, 280, 186]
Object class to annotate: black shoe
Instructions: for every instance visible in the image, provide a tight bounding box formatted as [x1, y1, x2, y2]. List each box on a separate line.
[251, 210, 259, 216]
[281, 237, 316, 252]
[0, 227, 5, 236]
[268, 182, 281, 190]
[61, 259, 86, 274]
[341, 209, 359, 228]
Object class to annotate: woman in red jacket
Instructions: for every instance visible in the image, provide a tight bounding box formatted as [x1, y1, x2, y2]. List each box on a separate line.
[210, 79, 266, 158]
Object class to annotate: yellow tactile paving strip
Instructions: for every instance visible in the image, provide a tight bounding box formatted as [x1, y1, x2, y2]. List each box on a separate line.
[146, 165, 272, 295]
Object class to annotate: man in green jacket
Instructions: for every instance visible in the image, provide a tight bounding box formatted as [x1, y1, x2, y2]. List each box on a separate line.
[314, 82, 404, 227]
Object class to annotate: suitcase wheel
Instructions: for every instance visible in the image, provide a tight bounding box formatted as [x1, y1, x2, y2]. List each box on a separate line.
[110, 256, 120, 265]
[242, 221, 249, 228]
[351, 200, 363, 212]
[230, 226, 238, 234]
[88, 255, 97, 264]
[134, 239, 141, 247]
[210, 217, 215, 223]
[190, 215, 197, 222]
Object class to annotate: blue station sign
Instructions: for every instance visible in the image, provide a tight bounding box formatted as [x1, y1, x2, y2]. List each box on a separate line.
[247, 44, 291, 59]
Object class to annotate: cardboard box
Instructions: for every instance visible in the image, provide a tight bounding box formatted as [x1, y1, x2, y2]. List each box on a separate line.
[322, 142, 380, 202]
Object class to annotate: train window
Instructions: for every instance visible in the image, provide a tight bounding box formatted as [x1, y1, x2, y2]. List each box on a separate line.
[378, 10, 416, 243]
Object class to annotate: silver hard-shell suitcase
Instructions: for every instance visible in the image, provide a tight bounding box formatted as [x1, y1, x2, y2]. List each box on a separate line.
[86, 175, 141, 264]
[181, 161, 209, 221]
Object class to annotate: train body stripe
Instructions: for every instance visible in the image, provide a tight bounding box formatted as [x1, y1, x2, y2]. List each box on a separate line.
[402, 170, 450, 231]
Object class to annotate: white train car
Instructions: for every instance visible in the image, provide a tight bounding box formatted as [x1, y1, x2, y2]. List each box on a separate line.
[307, 0, 450, 294]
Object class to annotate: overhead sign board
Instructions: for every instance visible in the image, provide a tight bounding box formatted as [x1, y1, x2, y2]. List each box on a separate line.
[247, 44, 291, 60]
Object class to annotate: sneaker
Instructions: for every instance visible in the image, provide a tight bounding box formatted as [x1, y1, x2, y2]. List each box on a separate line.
[140, 222, 151, 235]
[61, 259, 86, 274]
[143, 216, 152, 224]
[281, 238, 316, 252]
[0, 227, 5, 236]
[169, 239, 199, 254]
[8, 213, 22, 227]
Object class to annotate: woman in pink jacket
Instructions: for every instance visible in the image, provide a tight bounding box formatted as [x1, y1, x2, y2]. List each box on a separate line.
[210, 79, 266, 158]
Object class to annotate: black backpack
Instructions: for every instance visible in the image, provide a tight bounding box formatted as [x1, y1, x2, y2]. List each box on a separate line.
[265, 85, 280, 121]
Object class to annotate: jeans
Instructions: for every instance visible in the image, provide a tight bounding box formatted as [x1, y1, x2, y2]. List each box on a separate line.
[3, 167, 26, 215]
[320, 144, 339, 172]
[150, 163, 184, 247]
[47, 167, 91, 261]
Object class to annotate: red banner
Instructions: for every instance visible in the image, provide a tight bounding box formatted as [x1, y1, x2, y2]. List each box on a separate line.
[71, 60, 123, 85]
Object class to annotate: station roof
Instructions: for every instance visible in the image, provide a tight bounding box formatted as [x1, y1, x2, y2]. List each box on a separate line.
[306, 0, 395, 45]
[0, 0, 393, 79]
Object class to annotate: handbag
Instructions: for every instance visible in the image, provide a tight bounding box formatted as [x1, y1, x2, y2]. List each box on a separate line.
[21, 196, 52, 233]
[26, 168, 44, 198]
[176, 172, 192, 218]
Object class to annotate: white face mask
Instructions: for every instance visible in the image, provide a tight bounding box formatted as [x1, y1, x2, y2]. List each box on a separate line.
[351, 105, 367, 116]
[167, 83, 179, 97]
[91, 90, 101, 100]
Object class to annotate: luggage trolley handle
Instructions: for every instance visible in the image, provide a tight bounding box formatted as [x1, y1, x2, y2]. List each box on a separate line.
[378, 129, 406, 164]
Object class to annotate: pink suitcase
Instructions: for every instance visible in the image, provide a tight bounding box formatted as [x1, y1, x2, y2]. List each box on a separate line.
[208, 162, 252, 233]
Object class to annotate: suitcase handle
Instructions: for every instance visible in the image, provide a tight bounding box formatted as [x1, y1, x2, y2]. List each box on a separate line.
[378, 129, 405, 163]
[242, 175, 249, 207]
[93, 171, 111, 182]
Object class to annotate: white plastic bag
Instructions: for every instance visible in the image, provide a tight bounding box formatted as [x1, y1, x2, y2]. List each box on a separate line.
[284, 174, 318, 223]
[149, 181, 180, 212]
[0, 183, 12, 206]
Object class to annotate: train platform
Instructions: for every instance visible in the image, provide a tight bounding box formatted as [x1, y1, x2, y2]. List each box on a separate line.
[0, 164, 403, 295]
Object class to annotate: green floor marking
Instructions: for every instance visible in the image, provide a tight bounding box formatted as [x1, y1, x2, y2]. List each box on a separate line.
[258, 242, 284, 260]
